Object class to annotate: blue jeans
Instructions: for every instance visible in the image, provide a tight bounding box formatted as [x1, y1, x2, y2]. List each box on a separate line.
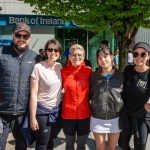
[0, 114, 27, 150]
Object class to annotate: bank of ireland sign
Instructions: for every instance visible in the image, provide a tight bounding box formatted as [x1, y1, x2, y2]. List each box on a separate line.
[0, 14, 68, 26]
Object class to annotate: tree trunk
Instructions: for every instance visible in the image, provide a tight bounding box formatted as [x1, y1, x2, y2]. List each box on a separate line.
[118, 37, 128, 72]
[117, 27, 138, 72]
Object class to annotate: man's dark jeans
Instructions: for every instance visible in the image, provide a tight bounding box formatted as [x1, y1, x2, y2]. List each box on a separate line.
[0, 114, 27, 150]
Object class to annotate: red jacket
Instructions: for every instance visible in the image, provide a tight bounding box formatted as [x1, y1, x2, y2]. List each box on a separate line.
[61, 61, 92, 119]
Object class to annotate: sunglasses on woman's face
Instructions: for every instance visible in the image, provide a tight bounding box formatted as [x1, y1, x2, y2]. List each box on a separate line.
[133, 52, 148, 58]
[47, 48, 59, 53]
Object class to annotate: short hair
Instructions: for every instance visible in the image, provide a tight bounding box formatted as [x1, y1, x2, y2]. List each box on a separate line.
[114, 49, 119, 53]
[39, 49, 44, 53]
[70, 38, 76, 42]
[44, 39, 62, 55]
[69, 44, 85, 54]
[100, 40, 108, 47]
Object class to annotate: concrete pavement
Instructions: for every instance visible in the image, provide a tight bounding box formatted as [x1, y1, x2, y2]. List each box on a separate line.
[6, 130, 150, 150]
[6, 130, 96, 150]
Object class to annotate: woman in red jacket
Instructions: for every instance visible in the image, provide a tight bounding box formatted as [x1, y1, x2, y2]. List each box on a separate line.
[61, 44, 92, 150]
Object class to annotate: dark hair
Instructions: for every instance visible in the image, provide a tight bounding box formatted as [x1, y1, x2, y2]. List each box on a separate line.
[39, 48, 44, 53]
[114, 49, 119, 55]
[96, 47, 112, 59]
[100, 40, 108, 47]
[44, 39, 62, 55]
[70, 38, 76, 42]
[128, 49, 132, 53]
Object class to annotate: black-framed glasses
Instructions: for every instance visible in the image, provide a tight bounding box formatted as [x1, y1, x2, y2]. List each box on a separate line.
[15, 33, 30, 40]
[133, 52, 148, 58]
[47, 48, 59, 53]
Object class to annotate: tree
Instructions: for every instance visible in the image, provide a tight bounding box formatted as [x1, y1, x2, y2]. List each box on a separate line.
[21, 0, 150, 71]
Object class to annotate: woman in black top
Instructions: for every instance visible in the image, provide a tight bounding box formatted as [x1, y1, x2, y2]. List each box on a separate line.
[119, 42, 150, 150]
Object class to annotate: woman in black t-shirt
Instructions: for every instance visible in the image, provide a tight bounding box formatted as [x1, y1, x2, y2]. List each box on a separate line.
[119, 42, 150, 150]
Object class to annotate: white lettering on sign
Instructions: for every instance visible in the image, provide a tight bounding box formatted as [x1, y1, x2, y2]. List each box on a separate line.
[9, 17, 30, 24]
[9, 16, 65, 26]
[30, 18, 36, 24]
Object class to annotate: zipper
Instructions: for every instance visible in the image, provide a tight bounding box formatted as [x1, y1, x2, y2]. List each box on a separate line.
[16, 59, 22, 114]
[15, 49, 28, 114]
[75, 67, 78, 119]
[106, 79, 109, 120]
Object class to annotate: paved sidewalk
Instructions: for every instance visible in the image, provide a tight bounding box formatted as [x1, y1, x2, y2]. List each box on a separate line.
[6, 130, 150, 150]
[6, 130, 96, 150]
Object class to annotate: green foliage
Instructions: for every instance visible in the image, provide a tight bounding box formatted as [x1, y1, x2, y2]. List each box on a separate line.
[20, 0, 150, 70]
[20, 0, 150, 31]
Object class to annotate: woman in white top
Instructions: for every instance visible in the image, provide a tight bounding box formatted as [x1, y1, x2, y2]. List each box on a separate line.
[29, 39, 62, 150]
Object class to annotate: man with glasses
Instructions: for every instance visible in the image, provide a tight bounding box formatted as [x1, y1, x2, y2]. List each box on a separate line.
[0, 23, 38, 150]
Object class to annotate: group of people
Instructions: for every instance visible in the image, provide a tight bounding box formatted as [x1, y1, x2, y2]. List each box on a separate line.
[0, 22, 150, 150]
[114, 46, 134, 67]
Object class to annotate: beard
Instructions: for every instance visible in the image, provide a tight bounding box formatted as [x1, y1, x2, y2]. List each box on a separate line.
[13, 43, 29, 53]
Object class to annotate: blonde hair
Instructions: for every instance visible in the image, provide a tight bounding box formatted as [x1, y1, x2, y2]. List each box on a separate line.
[69, 44, 85, 54]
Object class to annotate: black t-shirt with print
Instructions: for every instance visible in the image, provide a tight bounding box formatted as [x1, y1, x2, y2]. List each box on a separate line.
[123, 65, 150, 118]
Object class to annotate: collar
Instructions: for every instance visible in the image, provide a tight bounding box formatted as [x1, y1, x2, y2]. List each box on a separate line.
[95, 67, 122, 79]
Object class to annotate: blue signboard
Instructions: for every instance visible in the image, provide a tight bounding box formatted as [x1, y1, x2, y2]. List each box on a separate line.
[0, 39, 12, 46]
[0, 14, 77, 27]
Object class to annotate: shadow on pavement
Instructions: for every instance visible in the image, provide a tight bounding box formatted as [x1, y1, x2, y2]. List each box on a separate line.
[8, 140, 15, 145]
[54, 137, 65, 148]
[86, 137, 96, 149]
[8, 137, 66, 148]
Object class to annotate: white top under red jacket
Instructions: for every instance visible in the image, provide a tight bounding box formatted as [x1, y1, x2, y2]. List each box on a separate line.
[61, 60, 92, 119]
